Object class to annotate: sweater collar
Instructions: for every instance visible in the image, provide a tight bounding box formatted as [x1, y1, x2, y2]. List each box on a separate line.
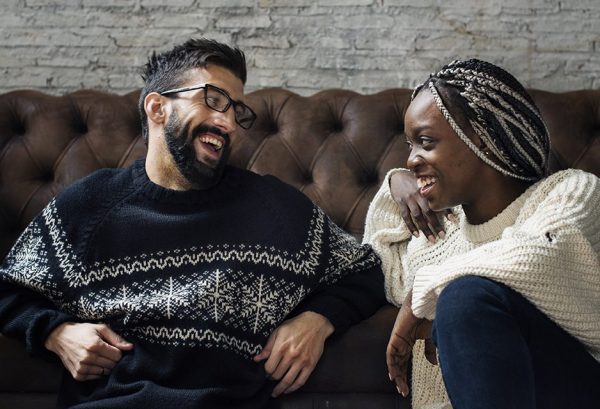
[460, 181, 539, 244]
[132, 159, 242, 204]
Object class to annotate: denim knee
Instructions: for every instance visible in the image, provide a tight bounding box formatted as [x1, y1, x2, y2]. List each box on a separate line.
[433, 275, 509, 342]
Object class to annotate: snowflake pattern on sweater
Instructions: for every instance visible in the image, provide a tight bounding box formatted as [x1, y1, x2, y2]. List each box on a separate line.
[0, 161, 385, 409]
[3, 199, 376, 358]
[0, 163, 379, 359]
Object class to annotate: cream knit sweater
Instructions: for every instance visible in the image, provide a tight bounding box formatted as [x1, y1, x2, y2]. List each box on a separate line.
[363, 168, 600, 409]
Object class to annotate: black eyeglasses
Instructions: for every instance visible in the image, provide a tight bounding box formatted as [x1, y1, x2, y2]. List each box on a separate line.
[160, 83, 257, 129]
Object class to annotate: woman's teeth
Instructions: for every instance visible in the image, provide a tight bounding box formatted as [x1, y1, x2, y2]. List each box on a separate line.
[417, 176, 436, 189]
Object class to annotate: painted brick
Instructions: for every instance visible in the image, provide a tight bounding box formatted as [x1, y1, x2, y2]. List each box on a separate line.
[81, 0, 136, 7]
[355, 36, 415, 52]
[0, 11, 31, 27]
[333, 14, 394, 29]
[566, 57, 600, 73]
[259, 0, 316, 7]
[152, 14, 211, 29]
[216, 15, 272, 28]
[237, 35, 291, 49]
[1, 0, 22, 8]
[315, 36, 353, 50]
[109, 29, 198, 48]
[1, 0, 598, 95]
[196, 0, 256, 6]
[0, 47, 37, 67]
[317, 0, 373, 6]
[285, 69, 345, 88]
[535, 34, 594, 52]
[25, 0, 82, 6]
[251, 49, 314, 69]
[2, 29, 114, 47]
[140, 0, 195, 7]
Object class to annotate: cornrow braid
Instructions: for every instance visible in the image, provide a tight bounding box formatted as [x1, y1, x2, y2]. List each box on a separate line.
[412, 59, 551, 181]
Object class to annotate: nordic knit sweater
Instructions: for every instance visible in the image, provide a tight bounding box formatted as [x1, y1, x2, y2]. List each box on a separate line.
[363, 168, 600, 409]
[0, 160, 385, 409]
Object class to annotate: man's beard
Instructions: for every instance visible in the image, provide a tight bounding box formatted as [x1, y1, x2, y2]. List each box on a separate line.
[164, 110, 231, 189]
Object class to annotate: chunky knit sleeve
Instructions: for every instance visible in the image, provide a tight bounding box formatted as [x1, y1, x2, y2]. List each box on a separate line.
[0, 201, 78, 357]
[362, 168, 413, 306]
[411, 170, 600, 359]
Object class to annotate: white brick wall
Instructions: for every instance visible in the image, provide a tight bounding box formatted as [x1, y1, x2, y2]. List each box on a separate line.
[1, 0, 598, 95]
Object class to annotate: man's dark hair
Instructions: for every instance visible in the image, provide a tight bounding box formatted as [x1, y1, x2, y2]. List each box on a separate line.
[138, 38, 247, 142]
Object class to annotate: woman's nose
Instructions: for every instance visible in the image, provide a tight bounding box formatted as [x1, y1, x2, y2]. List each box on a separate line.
[406, 148, 423, 170]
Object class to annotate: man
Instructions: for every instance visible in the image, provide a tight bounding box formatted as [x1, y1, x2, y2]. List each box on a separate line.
[0, 39, 385, 408]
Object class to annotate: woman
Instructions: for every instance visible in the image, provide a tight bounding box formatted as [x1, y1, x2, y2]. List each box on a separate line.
[363, 59, 600, 409]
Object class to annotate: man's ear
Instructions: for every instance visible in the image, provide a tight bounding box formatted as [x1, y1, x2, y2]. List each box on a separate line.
[145, 92, 167, 125]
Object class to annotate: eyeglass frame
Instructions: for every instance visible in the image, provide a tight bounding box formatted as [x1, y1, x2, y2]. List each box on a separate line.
[159, 83, 257, 129]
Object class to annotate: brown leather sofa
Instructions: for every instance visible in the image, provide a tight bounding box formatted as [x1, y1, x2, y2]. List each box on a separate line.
[0, 87, 599, 409]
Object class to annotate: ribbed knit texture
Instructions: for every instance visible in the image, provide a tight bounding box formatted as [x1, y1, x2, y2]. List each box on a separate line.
[0, 160, 384, 409]
[363, 168, 600, 409]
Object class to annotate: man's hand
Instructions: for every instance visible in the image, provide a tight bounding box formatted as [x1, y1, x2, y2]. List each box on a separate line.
[389, 170, 453, 242]
[44, 322, 134, 381]
[254, 311, 334, 397]
[387, 290, 436, 397]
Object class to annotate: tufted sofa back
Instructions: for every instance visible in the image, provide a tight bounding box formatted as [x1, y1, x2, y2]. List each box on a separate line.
[1, 88, 599, 260]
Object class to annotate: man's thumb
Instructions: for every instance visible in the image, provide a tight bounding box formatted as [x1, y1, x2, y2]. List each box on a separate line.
[97, 325, 134, 350]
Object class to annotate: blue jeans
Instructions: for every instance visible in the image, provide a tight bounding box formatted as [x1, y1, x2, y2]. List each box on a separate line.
[432, 276, 600, 409]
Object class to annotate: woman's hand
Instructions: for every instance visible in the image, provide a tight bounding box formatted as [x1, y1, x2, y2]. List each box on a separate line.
[389, 170, 452, 242]
[386, 290, 437, 397]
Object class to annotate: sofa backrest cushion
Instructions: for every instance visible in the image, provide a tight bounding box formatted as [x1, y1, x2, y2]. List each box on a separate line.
[1, 88, 599, 260]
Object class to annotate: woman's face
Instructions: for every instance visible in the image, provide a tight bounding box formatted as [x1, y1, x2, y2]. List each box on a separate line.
[404, 88, 488, 213]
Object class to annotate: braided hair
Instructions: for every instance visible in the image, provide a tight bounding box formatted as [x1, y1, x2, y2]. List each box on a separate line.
[412, 59, 551, 181]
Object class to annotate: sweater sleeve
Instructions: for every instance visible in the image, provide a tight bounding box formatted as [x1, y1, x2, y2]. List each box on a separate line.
[0, 202, 78, 357]
[411, 170, 600, 358]
[362, 168, 413, 306]
[292, 214, 386, 334]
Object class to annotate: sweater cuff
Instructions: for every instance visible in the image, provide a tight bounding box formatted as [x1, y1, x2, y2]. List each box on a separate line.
[27, 309, 79, 359]
[292, 295, 359, 334]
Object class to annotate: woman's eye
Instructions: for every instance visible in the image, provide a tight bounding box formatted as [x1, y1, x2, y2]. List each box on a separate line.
[404, 140, 413, 148]
[420, 136, 434, 146]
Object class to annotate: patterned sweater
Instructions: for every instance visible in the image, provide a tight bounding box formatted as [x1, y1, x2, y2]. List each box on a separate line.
[363, 168, 600, 409]
[0, 160, 385, 409]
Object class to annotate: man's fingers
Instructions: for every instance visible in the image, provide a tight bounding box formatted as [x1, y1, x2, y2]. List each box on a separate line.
[263, 346, 283, 378]
[270, 354, 293, 381]
[70, 363, 110, 381]
[271, 363, 302, 397]
[81, 354, 118, 369]
[284, 367, 311, 394]
[254, 330, 277, 363]
[96, 325, 134, 351]
[87, 339, 123, 363]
